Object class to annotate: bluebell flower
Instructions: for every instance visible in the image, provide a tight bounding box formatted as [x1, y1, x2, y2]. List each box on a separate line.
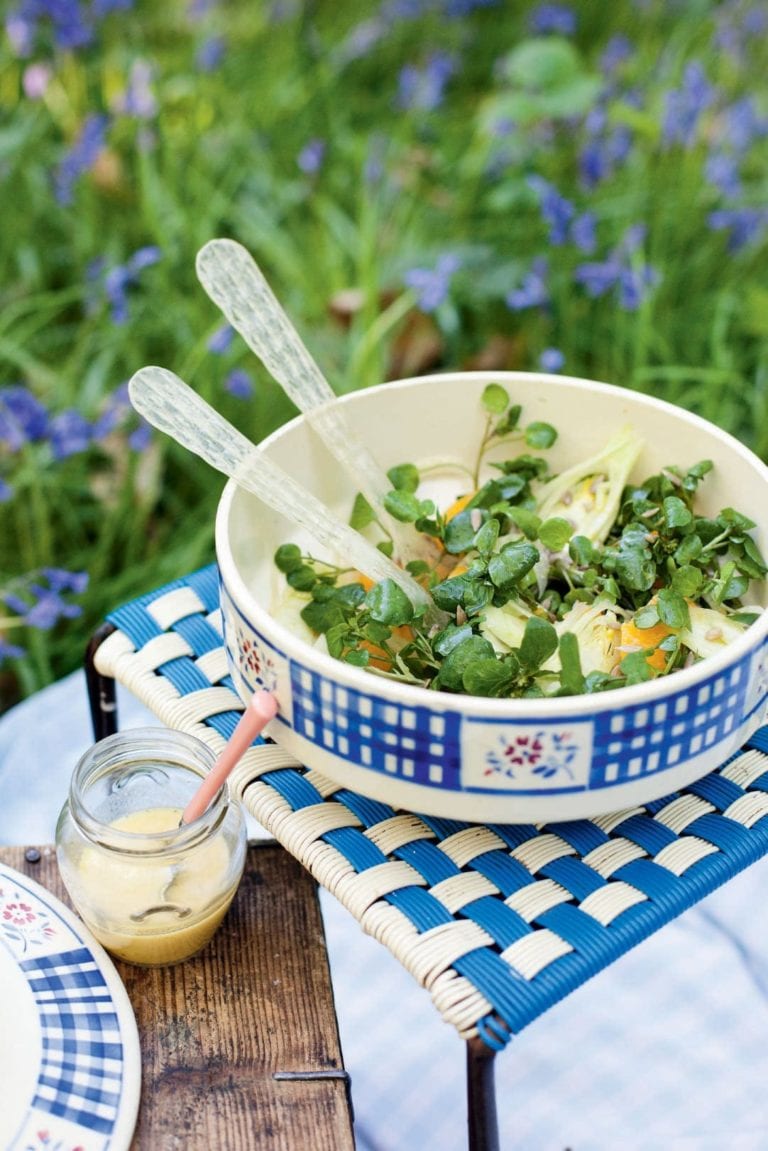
[704, 151, 741, 199]
[22, 61, 51, 99]
[128, 422, 152, 452]
[527, 176, 573, 245]
[4, 568, 88, 632]
[724, 97, 768, 154]
[6, 11, 35, 56]
[24, 585, 83, 629]
[92, 382, 131, 439]
[0, 478, 13, 502]
[103, 246, 161, 324]
[42, 568, 89, 595]
[0, 386, 49, 450]
[397, 52, 455, 112]
[600, 34, 633, 73]
[224, 369, 255, 399]
[115, 59, 156, 118]
[574, 225, 659, 310]
[196, 35, 226, 72]
[662, 61, 715, 148]
[528, 3, 576, 35]
[207, 325, 235, 354]
[404, 253, 460, 312]
[506, 257, 549, 311]
[708, 208, 768, 252]
[0, 639, 25, 664]
[49, 409, 92, 459]
[92, 0, 133, 13]
[443, 0, 498, 14]
[55, 114, 108, 205]
[580, 102, 634, 188]
[570, 211, 597, 253]
[297, 138, 326, 175]
[539, 348, 564, 373]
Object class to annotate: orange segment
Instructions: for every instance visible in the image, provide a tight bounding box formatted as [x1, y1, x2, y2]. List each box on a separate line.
[444, 491, 474, 521]
[360, 625, 414, 671]
[620, 618, 673, 672]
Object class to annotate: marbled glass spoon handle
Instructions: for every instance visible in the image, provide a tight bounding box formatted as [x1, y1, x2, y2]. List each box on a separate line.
[195, 238, 423, 564]
[128, 366, 432, 610]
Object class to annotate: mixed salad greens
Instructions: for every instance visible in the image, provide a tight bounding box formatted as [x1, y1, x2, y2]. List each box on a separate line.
[273, 384, 766, 699]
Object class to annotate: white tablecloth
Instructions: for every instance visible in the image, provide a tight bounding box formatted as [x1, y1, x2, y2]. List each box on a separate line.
[2, 672, 768, 1150]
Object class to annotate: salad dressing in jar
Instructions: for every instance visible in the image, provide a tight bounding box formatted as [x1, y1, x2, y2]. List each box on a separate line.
[56, 728, 247, 966]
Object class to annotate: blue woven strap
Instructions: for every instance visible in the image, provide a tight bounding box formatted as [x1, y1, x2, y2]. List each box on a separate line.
[102, 564, 768, 1052]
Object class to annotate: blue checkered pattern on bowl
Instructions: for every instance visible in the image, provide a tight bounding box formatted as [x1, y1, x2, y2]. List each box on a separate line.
[100, 564, 768, 1052]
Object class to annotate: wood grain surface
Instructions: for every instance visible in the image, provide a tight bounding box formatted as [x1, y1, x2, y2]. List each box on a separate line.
[1, 843, 355, 1150]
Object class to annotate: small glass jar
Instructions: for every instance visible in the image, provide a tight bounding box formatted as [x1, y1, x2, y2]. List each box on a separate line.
[56, 727, 247, 967]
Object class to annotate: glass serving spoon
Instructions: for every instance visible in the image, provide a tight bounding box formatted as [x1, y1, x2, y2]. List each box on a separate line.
[128, 365, 434, 614]
[195, 238, 429, 567]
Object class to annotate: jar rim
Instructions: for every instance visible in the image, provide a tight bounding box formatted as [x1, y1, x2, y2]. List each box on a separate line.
[69, 727, 228, 853]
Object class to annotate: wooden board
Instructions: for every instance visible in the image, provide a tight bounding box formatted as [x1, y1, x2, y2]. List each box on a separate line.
[1, 843, 355, 1150]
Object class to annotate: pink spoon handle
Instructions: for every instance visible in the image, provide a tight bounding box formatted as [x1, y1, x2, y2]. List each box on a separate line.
[181, 690, 278, 824]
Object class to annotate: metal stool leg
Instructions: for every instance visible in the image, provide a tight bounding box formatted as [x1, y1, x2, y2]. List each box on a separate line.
[85, 624, 119, 741]
[467, 1037, 499, 1151]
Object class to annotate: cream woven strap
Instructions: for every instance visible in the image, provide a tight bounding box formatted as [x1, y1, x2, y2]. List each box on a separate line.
[94, 566, 768, 1050]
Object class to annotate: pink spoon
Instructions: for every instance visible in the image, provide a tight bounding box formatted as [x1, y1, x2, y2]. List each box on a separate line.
[181, 690, 278, 825]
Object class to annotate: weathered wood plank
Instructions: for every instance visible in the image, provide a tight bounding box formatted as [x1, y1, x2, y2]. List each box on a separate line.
[1, 844, 354, 1151]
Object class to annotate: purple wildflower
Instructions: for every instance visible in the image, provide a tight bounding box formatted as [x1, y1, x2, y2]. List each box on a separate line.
[0, 478, 13, 502]
[539, 348, 564, 373]
[92, 382, 131, 439]
[0, 639, 25, 664]
[207, 325, 234, 354]
[22, 61, 51, 99]
[48, 409, 92, 459]
[92, 0, 133, 13]
[708, 208, 768, 252]
[297, 138, 326, 175]
[397, 52, 455, 112]
[42, 568, 89, 594]
[114, 59, 157, 118]
[662, 62, 715, 148]
[527, 176, 573, 245]
[3, 569, 89, 632]
[224, 369, 255, 399]
[404, 253, 460, 312]
[196, 36, 226, 72]
[103, 246, 161, 324]
[574, 225, 659, 310]
[0, 386, 49, 450]
[443, 0, 498, 13]
[724, 97, 768, 154]
[55, 114, 108, 205]
[704, 151, 741, 199]
[528, 3, 576, 35]
[506, 257, 549, 311]
[128, 422, 152, 452]
[600, 34, 633, 73]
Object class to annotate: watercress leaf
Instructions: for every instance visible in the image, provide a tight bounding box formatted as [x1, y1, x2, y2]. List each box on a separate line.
[558, 631, 585, 696]
[656, 587, 690, 629]
[474, 517, 500, 555]
[493, 403, 522, 435]
[301, 599, 347, 634]
[742, 535, 768, 573]
[461, 579, 494, 617]
[462, 659, 516, 697]
[434, 635, 496, 691]
[663, 496, 693, 530]
[432, 622, 474, 657]
[406, 560, 431, 578]
[481, 382, 509, 415]
[325, 623, 350, 659]
[387, 462, 420, 492]
[274, 543, 303, 573]
[670, 564, 702, 598]
[345, 648, 371, 667]
[518, 615, 558, 671]
[506, 505, 541, 539]
[569, 534, 596, 566]
[620, 650, 655, 683]
[633, 603, 659, 629]
[431, 574, 472, 612]
[524, 421, 557, 449]
[362, 620, 392, 644]
[384, 490, 423, 523]
[488, 541, 539, 590]
[539, 516, 573, 552]
[613, 529, 656, 591]
[365, 579, 414, 625]
[444, 509, 481, 554]
[673, 533, 702, 564]
[287, 565, 318, 592]
[718, 507, 756, 532]
[721, 571, 750, 600]
[350, 492, 376, 530]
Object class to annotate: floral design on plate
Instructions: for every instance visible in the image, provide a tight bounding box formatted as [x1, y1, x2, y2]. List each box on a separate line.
[0, 882, 59, 955]
[485, 730, 582, 782]
[235, 623, 278, 692]
[460, 718, 593, 793]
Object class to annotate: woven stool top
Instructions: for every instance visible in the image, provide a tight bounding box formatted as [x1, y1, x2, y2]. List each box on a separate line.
[93, 564, 768, 1052]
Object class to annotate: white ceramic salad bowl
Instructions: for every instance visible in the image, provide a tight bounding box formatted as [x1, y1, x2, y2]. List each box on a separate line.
[215, 371, 768, 822]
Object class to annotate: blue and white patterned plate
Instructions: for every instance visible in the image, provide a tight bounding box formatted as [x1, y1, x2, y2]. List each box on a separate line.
[0, 861, 141, 1151]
